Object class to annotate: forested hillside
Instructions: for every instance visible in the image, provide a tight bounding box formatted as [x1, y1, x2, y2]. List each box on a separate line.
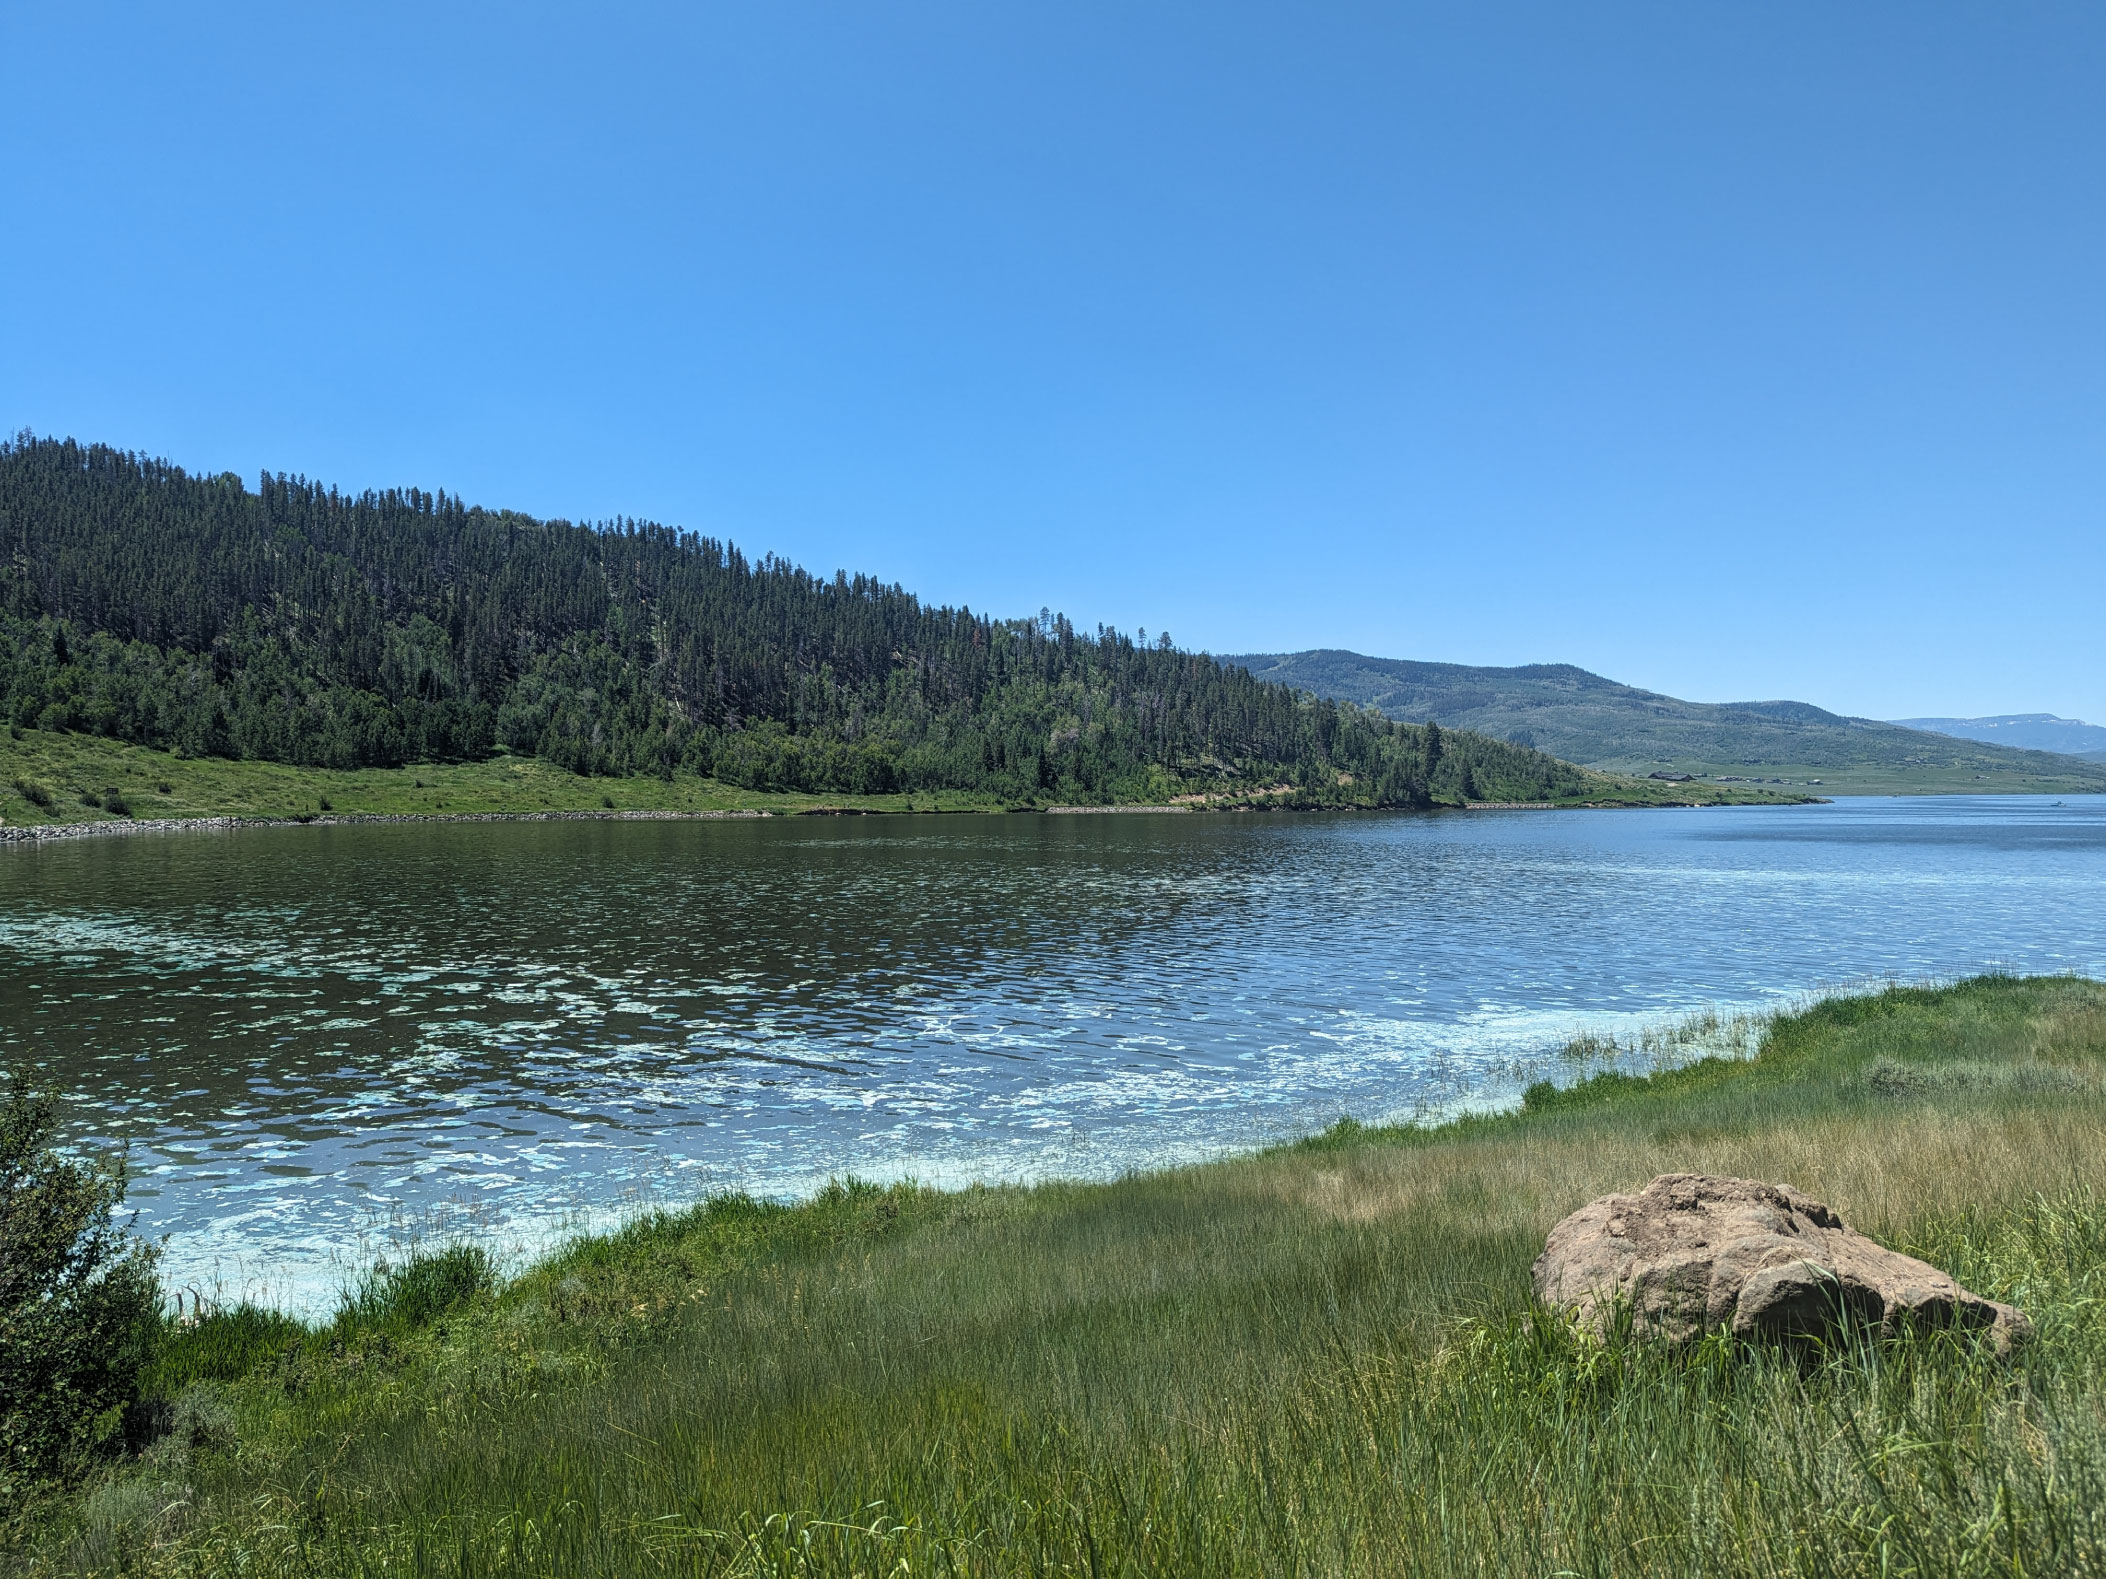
[1228, 649, 2106, 791]
[0, 436, 1585, 808]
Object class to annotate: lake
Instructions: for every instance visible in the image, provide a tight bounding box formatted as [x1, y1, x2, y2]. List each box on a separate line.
[6, 795, 2105, 1311]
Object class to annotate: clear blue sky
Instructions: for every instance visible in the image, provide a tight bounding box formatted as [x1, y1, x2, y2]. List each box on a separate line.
[5, 3, 2101, 722]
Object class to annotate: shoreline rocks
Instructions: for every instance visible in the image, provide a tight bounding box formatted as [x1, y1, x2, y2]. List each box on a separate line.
[0, 808, 774, 844]
[1532, 1172, 2032, 1352]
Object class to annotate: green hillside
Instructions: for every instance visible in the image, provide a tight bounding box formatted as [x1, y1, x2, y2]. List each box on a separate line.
[0, 436, 1597, 813]
[1226, 650, 2106, 794]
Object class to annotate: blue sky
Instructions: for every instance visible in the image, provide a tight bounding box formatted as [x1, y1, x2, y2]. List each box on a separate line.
[5, 3, 2101, 721]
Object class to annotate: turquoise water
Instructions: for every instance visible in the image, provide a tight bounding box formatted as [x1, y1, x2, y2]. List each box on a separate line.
[4, 796, 2103, 1310]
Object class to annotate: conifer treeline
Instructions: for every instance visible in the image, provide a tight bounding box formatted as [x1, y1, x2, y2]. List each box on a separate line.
[0, 435, 1586, 806]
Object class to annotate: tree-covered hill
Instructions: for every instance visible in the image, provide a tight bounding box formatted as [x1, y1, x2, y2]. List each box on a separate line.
[1226, 649, 2106, 791]
[0, 435, 1584, 808]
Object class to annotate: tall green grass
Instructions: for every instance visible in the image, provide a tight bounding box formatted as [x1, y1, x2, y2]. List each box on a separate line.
[19, 975, 2106, 1576]
[0, 727, 1012, 828]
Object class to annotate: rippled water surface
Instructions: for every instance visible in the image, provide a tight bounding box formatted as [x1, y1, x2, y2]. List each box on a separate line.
[5, 796, 2104, 1308]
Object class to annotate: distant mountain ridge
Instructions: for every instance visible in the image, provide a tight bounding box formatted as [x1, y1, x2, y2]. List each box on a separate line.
[1222, 649, 2106, 788]
[1894, 714, 2106, 760]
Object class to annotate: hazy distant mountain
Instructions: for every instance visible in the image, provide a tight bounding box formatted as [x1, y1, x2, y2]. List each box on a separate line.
[1893, 714, 2106, 760]
[1221, 650, 2106, 787]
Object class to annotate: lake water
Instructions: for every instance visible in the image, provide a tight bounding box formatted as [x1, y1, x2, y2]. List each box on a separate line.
[5, 796, 2105, 1311]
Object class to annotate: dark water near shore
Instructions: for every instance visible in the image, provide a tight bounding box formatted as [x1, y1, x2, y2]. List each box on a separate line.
[4, 796, 2105, 1310]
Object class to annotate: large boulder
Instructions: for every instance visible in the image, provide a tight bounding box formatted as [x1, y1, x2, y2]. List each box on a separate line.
[1532, 1173, 2032, 1352]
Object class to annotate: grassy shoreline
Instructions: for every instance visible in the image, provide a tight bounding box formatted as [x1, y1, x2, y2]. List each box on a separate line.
[1, 727, 1814, 835]
[12, 974, 2106, 1574]
[1586, 756, 2106, 796]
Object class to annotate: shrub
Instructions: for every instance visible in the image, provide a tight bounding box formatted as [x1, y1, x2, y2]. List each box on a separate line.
[12, 776, 54, 810]
[67, 1475, 185, 1571]
[317, 796, 332, 812]
[78, 789, 103, 809]
[0, 1080, 162, 1495]
[101, 789, 132, 818]
[158, 1383, 237, 1458]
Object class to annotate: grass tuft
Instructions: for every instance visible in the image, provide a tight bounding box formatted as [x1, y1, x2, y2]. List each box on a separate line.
[148, 1305, 308, 1392]
[336, 1244, 497, 1334]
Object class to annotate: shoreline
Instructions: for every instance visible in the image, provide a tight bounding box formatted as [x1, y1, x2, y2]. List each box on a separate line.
[1, 727, 1830, 833]
[0, 793, 1827, 843]
[0, 806, 785, 844]
[20, 975, 2104, 1573]
[153, 989, 1801, 1321]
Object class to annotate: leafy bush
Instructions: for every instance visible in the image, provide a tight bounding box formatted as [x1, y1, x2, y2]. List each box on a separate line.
[157, 1383, 237, 1458]
[101, 788, 132, 817]
[11, 775, 54, 810]
[67, 1475, 186, 1572]
[0, 1080, 162, 1495]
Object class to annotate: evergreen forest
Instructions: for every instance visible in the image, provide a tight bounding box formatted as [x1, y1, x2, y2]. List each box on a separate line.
[0, 434, 1587, 808]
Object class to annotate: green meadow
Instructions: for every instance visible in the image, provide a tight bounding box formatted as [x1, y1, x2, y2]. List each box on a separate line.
[0, 728, 1005, 825]
[11, 975, 2106, 1576]
[0, 726, 1807, 832]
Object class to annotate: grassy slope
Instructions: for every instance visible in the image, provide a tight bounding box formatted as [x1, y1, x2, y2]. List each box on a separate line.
[1582, 757, 2096, 796]
[0, 727, 1809, 828]
[0, 729, 1007, 823]
[23, 975, 2106, 1575]
[1227, 649, 2106, 794]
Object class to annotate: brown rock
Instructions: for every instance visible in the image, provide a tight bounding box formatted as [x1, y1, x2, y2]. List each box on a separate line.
[1531, 1173, 2032, 1352]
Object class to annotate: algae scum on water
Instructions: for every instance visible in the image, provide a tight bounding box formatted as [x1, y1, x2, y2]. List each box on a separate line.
[7, 797, 2105, 1316]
